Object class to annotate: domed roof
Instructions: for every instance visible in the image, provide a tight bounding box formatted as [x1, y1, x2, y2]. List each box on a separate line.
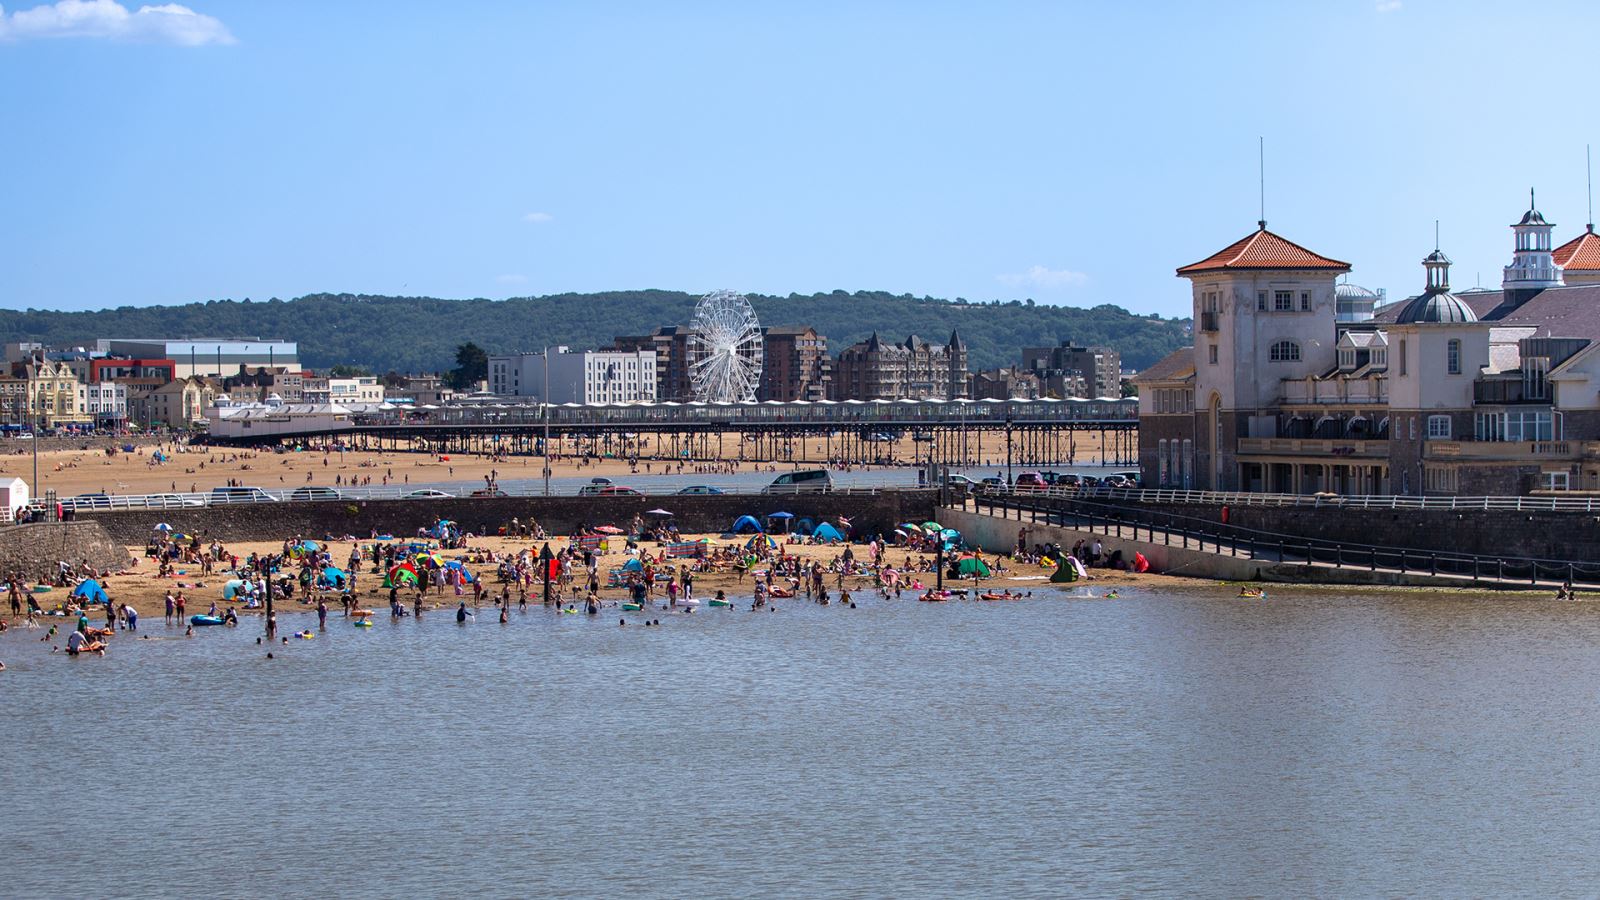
[1517, 208, 1549, 226]
[1394, 291, 1478, 324]
[1335, 282, 1379, 299]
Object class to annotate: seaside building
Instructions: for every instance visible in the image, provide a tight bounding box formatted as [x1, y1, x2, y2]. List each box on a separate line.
[98, 338, 298, 379]
[1135, 195, 1600, 495]
[488, 348, 657, 404]
[831, 331, 969, 401]
[223, 365, 304, 403]
[757, 326, 832, 402]
[972, 367, 1041, 400]
[1020, 341, 1121, 398]
[302, 375, 384, 405]
[128, 375, 217, 429]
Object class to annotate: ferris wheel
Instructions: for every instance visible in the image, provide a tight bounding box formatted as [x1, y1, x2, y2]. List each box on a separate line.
[688, 290, 764, 403]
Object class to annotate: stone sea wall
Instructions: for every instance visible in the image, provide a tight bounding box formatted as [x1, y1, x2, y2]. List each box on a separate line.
[82, 491, 942, 545]
[0, 521, 133, 580]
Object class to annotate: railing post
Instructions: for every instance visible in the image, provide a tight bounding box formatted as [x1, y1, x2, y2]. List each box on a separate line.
[1335, 545, 1342, 568]
[1569, 562, 1575, 586]
[1371, 548, 1377, 571]
[1399, 549, 1407, 573]
[1498, 558, 1505, 581]
[1430, 554, 1436, 576]
[1278, 540, 1285, 563]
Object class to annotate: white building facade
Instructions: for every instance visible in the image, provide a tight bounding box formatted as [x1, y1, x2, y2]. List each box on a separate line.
[489, 348, 656, 404]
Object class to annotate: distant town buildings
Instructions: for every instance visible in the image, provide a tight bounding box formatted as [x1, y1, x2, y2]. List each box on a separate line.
[831, 331, 969, 401]
[97, 338, 298, 379]
[971, 367, 1041, 400]
[757, 326, 831, 402]
[1021, 341, 1121, 398]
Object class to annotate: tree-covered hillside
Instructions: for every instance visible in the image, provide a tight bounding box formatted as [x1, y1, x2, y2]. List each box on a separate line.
[0, 290, 1190, 375]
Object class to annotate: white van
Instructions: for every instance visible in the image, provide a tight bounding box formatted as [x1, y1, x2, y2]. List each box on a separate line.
[762, 469, 833, 494]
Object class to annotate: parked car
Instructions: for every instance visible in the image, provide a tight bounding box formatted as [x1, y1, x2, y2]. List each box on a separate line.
[762, 469, 833, 494]
[676, 485, 725, 495]
[599, 486, 642, 496]
[945, 474, 981, 494]
[1013, 472, 1048, 492]
[979, 476, 1005, 493]
[589, 477, 613, 485]
[403, 489, 455, 500]
[577, 484, 605, 496]
[470, 488, 509, 498]
[289, 486, 344, 502]
[208, 486, 279, 505]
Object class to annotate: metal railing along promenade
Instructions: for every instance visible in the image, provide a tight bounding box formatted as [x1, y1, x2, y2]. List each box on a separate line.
[980, 484, 1600, 513]
[52, 481, 920, 512]
[965, 493, 1600, 589]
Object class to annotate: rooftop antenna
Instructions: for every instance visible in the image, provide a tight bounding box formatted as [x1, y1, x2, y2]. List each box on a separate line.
[1258, 136, 1266, 230]
[1587, 144, 1594, 232]
[1434, 219, 1440, 251]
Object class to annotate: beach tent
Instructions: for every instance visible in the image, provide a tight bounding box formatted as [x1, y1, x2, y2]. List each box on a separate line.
[621, 558, 644, 572]
[1051, 556, 1089, 583]
[71, 579, 108, 605]
[731, 515, 763, 534]
[794, 517, 816, 535]
[317, 566, 348, 589]
[222, 578, 249, 599]
[443, 560, 477, 582]
[956, 556, 991, 578]
[812, 522, 843, 542]
[1049, 557, 1079, 583]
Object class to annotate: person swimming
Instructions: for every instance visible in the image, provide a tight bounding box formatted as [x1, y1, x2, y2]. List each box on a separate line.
[456, 601, 468, 623]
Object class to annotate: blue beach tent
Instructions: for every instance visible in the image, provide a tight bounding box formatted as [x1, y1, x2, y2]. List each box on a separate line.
[731, 515, 763, 534]
[71, 579, 109, 605]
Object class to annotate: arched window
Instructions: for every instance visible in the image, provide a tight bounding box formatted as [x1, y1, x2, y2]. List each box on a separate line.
[1269, 340, 1301, 362]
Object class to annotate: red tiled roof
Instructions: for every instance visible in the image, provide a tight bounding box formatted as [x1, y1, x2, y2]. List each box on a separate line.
[1554, 227, 1600, 271]
[1177, 226, 1351, 276]
[1129, 348, 1194, 384]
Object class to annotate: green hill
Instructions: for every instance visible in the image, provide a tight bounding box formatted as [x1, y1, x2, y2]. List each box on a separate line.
[0, 290, 1189, 375]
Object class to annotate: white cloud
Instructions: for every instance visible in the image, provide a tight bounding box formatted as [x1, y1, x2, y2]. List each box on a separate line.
[521, 211, 553, 224]
[1375, 0, 1401, 12]
[496, 274, 528, 285]
[997, 265, 1089, 290]
[0, 0, 234, 45]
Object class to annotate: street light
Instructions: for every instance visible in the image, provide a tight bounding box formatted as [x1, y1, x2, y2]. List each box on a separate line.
[1005, 413, 1014, 489]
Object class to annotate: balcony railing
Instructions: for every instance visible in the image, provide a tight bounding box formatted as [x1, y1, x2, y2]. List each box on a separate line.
[1474, 379, 1549, 405]
[1199, 311, 1219, 332]
[1281, 378, 1387, 405]
[1237, 437, 1389, 458]
[1425, 440, 1587, 460]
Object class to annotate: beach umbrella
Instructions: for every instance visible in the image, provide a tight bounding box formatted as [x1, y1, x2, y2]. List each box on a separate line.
[645, 509, 674, 517]
[767, 512, 795, 519]
[594, 525, 624, 535]
[922, 521, 942, 532]
[153, 523, 173, 532]
[899, 523, 923, 534]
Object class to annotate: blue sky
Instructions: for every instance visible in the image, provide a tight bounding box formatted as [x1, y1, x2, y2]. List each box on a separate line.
[1, 0, 1595, 318]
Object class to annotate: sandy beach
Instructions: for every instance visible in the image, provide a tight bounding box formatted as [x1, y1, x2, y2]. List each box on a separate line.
[0, 429, 1128, 499]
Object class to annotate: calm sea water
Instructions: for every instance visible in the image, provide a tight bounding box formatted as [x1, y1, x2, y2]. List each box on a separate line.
[8, 587, 1600, 897]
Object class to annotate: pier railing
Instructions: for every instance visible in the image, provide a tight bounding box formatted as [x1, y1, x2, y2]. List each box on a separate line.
[968, 493, 1600, 589]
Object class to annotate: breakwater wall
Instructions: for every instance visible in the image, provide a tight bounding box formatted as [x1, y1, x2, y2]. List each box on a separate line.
[81, 491, 941, 545]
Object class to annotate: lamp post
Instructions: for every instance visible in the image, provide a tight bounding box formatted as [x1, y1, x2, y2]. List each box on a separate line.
[542, 347, 551, 497]
[1005, 414, 1015, 489]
